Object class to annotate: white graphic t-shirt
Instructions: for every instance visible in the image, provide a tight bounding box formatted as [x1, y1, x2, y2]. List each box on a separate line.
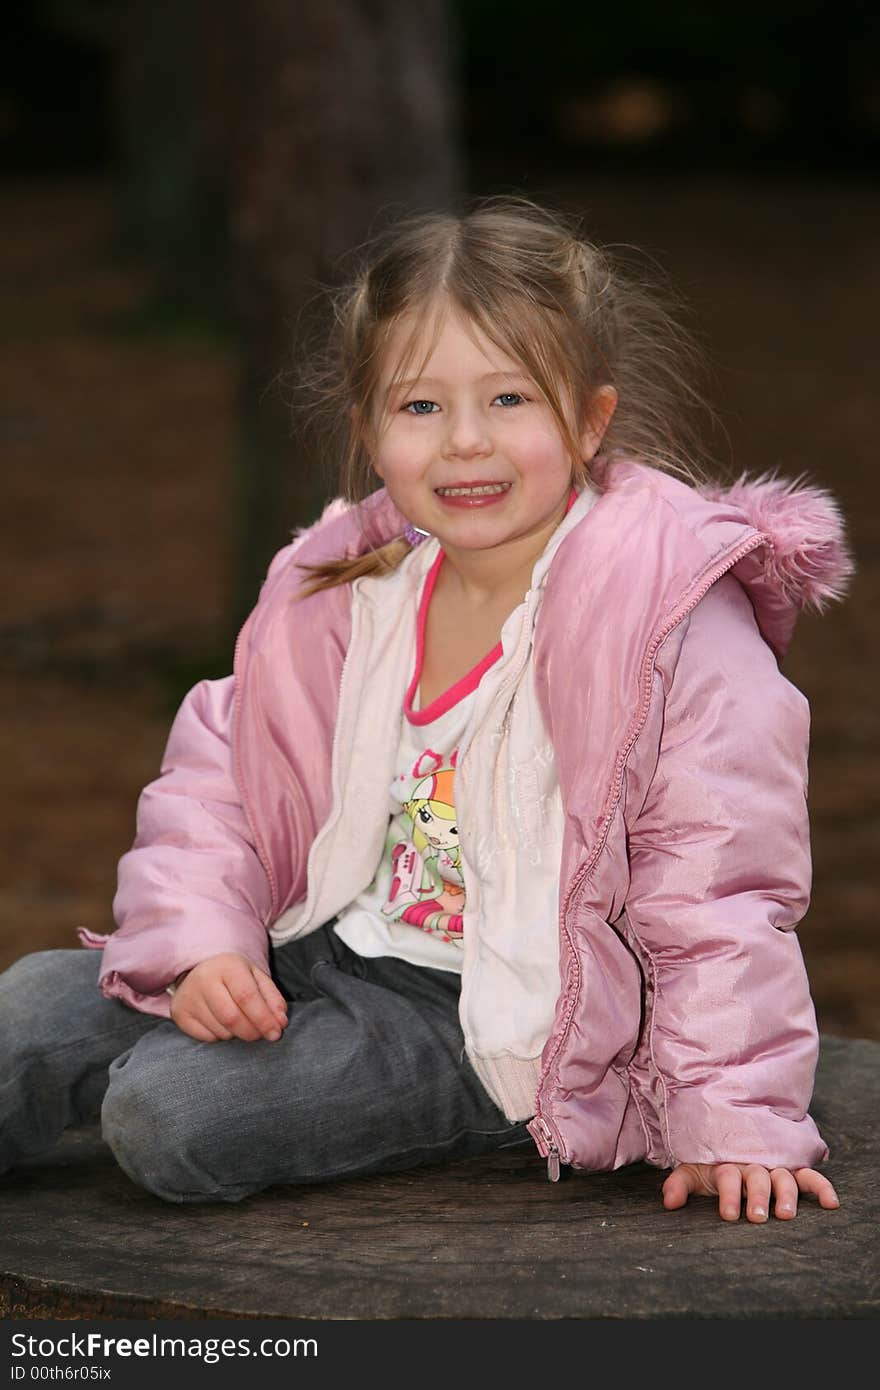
[333, 550, 501, 972]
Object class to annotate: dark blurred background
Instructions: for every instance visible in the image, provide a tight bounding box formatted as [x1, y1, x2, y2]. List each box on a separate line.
[1, 0, 877, 1037]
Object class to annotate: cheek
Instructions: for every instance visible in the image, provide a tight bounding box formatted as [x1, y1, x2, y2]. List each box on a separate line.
[374, 434, 425, 487]
[512, 428, 572, 479]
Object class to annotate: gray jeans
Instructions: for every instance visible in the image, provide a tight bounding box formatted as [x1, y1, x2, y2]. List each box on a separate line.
[0, 925, 532, 1203]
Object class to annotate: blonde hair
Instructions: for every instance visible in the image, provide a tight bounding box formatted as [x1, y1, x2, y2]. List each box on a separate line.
[293, 195, 724, 594]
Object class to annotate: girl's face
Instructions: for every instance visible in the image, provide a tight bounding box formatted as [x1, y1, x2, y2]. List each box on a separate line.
[371, 304, 616, 578]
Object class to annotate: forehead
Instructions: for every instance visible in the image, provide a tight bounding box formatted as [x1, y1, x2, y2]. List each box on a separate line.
[378, 303, 526, 387]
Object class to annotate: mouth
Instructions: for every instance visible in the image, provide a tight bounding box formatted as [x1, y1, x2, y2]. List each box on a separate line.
[434, 482, 511, 497]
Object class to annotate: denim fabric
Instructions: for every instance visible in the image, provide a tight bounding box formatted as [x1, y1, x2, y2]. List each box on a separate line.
[0, 926, 532, 1203]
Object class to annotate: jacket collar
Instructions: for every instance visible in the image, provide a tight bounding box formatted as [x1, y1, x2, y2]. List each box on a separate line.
[287, 456, 853, 663]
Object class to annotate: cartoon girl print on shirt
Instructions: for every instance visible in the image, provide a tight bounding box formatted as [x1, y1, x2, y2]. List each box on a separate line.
[382, 761, 465, 945]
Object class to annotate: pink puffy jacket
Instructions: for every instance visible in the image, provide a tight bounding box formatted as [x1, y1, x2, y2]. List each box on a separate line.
[79, 456, 854, 1177]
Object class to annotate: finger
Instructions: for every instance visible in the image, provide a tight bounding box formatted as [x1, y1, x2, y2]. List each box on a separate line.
[225, 971, 286, 1041]
[794, 1169, 840, 1209]
[661, 1168, 695, 1209]
[202, 980, 264, 1042]
[169, 994, 234, 1042]
[251, 967, 289, 1030]
[770, 1168, 799, 1219]
[715, 1164, 746, 1221]
[743, 1164, 772, 1223]
[171, 1010, 229, 1043]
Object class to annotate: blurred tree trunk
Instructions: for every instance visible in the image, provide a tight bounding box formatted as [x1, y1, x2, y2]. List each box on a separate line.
[66, 0, 459, 625]
[45, 2, 230, 312]
[109, 1, 226, 309]
[114, 1, 200, 281]
[224, 0, 461, 624]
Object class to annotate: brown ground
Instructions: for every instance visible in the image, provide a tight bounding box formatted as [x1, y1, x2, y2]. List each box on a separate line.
[1, 177, 877, 1039]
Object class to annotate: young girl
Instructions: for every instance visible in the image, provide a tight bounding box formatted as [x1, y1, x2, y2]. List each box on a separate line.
[1, 198, 853, 1223]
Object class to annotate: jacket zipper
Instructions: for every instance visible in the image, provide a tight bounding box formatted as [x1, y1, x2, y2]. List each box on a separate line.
[529, 531, 767, 1180]
[527, 1115, 563, 1181]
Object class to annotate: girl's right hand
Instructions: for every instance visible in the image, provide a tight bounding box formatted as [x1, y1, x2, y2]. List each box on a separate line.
[169, 953, 289, 1043]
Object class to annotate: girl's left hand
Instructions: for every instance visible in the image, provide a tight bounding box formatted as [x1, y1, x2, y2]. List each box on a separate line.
[662, 1163, 840, 1222]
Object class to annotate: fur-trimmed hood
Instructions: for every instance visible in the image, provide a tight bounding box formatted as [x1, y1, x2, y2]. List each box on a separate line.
[697, 471, 854, 613]
[693, 469, 854, 660]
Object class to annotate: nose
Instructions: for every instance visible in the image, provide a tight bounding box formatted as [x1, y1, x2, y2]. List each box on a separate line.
[442, 403, 492, 461]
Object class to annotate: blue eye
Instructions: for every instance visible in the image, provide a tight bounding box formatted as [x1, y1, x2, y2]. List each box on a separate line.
[495, 392, 524, 407]
[404, 400, 438, 415]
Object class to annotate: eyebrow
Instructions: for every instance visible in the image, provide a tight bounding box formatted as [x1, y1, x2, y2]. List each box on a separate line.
[386, 370, 532, 392]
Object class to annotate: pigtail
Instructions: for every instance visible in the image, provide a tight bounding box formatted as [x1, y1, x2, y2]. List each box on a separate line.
[294, 536, 412, 600]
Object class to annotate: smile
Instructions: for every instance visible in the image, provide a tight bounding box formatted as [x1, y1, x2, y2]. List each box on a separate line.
[435, 483, 511, 497]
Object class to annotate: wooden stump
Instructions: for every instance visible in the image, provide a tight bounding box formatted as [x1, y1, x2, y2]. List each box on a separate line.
[0, 1036, 876, 1320]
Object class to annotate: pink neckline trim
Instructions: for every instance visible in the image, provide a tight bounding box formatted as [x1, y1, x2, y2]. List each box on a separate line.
[403, 487, 579, 727]
[403, 550, 502, 726]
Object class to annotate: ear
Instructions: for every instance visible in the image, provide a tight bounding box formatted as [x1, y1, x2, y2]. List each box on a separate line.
[579, 384, 618, 460]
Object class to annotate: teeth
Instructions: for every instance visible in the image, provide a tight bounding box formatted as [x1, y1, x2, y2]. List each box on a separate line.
[436, 483, 510, 497]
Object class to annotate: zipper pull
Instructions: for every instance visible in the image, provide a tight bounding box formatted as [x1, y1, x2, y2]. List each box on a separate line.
[527, 1116, 564, 1182]
[546, 1141, 561, 1183]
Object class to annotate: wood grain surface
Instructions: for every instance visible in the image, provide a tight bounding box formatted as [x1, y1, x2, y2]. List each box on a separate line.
[0, 1036, 875, 1320]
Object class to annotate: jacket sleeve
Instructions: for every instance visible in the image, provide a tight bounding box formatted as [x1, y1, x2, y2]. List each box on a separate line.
[78, 673, 272, 1017]
[624, 572, 829, 1170]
